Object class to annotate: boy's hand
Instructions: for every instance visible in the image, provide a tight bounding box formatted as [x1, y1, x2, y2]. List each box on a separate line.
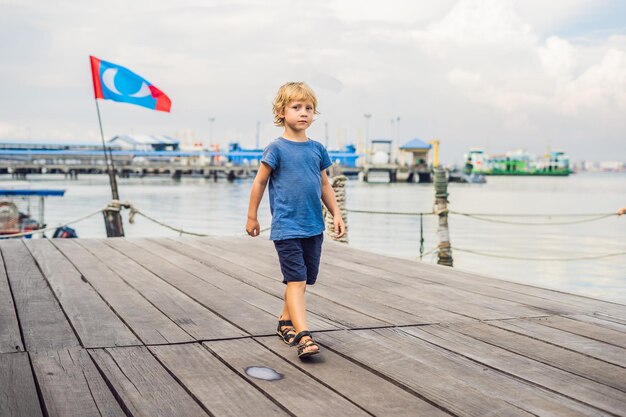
[333, 214, 346, 238]
[246, 217, 260, 237]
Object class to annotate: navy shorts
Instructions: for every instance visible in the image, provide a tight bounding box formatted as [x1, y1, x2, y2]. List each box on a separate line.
[273, 233, 324, 285]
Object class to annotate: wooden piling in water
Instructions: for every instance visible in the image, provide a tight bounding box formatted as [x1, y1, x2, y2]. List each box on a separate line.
[434, 167, 453, 266]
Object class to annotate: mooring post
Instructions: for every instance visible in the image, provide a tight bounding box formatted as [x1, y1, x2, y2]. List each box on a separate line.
[324, 175, 348, 243]
[102, 201, 125, 238]
[434, 166, 453, 266]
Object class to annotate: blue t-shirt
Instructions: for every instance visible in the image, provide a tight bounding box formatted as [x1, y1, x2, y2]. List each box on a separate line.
[262, 137, 332, 240]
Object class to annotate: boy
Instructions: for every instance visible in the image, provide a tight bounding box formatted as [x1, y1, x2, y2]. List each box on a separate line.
[246, 82, 345, 359]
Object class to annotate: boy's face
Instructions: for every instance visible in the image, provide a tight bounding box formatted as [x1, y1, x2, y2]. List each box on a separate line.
[281, 100, 315, 132]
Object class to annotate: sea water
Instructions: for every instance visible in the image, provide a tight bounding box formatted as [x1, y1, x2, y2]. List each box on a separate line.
[2, 172, 624, 304]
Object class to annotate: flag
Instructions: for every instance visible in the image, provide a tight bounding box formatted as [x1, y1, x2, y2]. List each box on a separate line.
[90, 55, 171, 112]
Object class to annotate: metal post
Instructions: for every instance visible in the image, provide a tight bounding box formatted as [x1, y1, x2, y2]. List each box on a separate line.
[434, 167, 453, 266]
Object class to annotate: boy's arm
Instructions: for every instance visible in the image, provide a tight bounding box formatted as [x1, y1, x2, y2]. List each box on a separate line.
[246, 162, 272, 237]
[321, 170, 346, 238]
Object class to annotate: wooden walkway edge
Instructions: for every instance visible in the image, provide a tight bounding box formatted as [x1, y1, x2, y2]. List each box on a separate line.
[1, 236, 625, 417]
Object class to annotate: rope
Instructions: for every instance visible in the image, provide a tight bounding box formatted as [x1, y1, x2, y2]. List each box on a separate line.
[452, 246, 626, 261]
[347, 208, 435, 216]
[347, 207, 618, 225]
[419, 246, 439, 258]
[449, 211, 616, 226]
[449, 211, 616, 218]
[123, 202, 210, 237]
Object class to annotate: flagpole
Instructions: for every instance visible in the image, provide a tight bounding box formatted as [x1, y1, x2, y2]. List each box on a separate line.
[95, 99, 125, 237]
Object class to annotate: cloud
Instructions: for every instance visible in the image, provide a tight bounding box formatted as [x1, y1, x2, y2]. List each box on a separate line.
[422, 0, 535, 47]
[539, 36, 579, 78]
[0, 0, 624, 161]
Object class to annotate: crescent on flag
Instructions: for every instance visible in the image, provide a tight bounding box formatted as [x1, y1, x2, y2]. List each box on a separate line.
[102, 68, 122, 95]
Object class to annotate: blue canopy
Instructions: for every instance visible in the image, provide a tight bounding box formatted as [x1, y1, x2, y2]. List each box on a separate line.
[400, 138, 431, 150]
[0, 189, 66, 197]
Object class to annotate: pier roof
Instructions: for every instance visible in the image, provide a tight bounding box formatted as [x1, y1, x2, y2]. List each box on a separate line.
[400, 137, 431, 150]
[1, 236, 625, 416]
[109, 134, 180, 150]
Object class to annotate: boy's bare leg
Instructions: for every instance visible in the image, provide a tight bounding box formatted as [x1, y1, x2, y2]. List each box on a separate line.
[279, 287, 294, 333]
[285, 281, 319, 354]
[280, 287, 290, 320]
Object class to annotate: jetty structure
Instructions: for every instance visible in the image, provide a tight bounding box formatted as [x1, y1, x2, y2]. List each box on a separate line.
[2, 236, 625, 416]
[0, 138, 363, 180]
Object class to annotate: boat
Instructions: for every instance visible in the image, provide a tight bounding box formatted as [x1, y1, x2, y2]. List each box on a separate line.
[0, 189, 75, 238]
[447, 169, 487, 184]
[465, 148, 571, 176]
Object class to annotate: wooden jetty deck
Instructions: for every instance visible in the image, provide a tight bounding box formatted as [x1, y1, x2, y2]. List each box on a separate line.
[1, 236, 625, 416]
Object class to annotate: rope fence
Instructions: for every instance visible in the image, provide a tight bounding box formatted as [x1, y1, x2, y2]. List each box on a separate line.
[347, 206, 624, 261]
[6, 200, 623, 262]
[451, 247, 626, 262]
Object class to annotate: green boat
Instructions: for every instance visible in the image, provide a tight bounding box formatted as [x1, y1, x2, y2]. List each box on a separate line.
[464, 149, 571, 176]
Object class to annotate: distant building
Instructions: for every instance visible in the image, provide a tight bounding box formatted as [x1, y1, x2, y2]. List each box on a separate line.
[399, 138, 432, 167]
[599, 161, 625, 171]
[108, 134, 179, 151]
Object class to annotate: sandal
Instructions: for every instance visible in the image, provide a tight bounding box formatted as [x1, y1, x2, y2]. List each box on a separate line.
[292, 330, 320, 358]
[276, 319, 296, 345]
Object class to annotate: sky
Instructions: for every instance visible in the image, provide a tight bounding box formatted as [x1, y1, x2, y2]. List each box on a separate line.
[0, 0, 625, 163]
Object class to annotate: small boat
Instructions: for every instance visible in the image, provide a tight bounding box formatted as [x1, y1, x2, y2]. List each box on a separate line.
[447, 169, 487, 184]
[0, 189, 75, 238]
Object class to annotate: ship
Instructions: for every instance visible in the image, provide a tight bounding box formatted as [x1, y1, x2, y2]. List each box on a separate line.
[465, 148, 571, 176]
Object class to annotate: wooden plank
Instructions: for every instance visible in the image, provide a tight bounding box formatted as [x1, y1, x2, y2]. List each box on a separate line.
[51, 239, 194, 345]
[314, 329, 535, 417]
[130, 238, 342, 333]
[566, 313, 626, 333]
[0, 352, 43, 417]
[320, 240, 626, 319]
[120, 238, 340, 335]
[115, 239, 279, 336]
[450, 321, 626, 393]
[319, 244, 584, 316]
[197, 237, 544, 322]
[25, 239, 140, 349]
[312, 239, 584, 319]
[178, 237, 419, 326]
[204, 338, 371, 417]
[0, 249, 23, 353]
[217, 237, 532, 323]
[489, 318, 626, 368]
[150, 343, 289, 417]
[89, 346, 210, 417]
[0, 240, 80, 353]
[156, 237, 387, 329]
[31, 348, 126, 417]
[77, 239, 245, 341]
[255, 335, 450, 417]
[401, 325, 626, 416]
[526, 315, 626, 348]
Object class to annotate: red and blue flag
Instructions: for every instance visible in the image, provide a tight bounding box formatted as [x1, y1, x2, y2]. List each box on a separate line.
[90, 55, 171, 112]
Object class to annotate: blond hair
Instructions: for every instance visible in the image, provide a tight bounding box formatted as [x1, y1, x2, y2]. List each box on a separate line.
[272, 82, 319, 126]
